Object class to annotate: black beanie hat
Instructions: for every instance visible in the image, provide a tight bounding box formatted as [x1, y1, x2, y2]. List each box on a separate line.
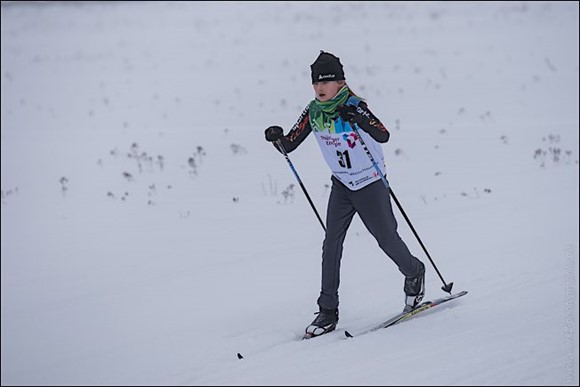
[310, 51, 345, 84]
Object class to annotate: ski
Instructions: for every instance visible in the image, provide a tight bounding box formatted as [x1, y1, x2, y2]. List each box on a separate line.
[344, 290, 468, 338]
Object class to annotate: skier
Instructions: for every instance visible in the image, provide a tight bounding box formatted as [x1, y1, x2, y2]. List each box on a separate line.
[264, 51, 425, 338]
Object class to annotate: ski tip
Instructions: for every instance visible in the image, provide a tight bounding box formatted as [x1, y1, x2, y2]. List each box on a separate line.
[302, 333, 314, 340]
[345, 330, 353, 338]
[237, 352, 244, 360]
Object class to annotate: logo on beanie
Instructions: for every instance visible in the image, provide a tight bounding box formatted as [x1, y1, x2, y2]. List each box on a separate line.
[318, 74, 336, 80]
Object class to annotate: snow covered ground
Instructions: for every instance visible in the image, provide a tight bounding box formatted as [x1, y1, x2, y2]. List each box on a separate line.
[1, 1, 578, 385]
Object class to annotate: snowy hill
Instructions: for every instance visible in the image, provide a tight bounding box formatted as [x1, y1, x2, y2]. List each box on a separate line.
[1, 1, 578, 385]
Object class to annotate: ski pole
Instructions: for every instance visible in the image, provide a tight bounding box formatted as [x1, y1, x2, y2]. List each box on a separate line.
[388, 186, 453, 293]
[350, 125, 454, 293]
[275, 139, 326, 232]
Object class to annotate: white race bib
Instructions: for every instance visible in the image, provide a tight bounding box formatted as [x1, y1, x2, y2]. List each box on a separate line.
[313, 123, 386, 190]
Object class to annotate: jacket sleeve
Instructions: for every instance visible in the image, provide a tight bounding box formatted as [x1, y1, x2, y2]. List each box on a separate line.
[354, 101, 390, 143]
[273, 105, 312, 154]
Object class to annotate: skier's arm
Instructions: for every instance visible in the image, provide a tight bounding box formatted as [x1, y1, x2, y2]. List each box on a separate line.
[265, 105, 312, 153]
[338, 101, 390, 143]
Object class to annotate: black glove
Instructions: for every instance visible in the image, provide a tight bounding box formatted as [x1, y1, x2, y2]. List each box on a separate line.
[265, 125, 284, 142]
[337, 104, 363, 125]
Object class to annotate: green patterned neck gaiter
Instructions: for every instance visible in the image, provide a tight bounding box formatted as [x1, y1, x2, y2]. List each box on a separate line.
[309, 85, 350, 133]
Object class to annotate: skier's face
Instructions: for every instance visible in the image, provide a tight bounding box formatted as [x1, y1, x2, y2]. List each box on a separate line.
[313, 80, 345, 102]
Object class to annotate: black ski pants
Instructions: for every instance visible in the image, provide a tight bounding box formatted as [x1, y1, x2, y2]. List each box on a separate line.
[317, 176, 424, 310]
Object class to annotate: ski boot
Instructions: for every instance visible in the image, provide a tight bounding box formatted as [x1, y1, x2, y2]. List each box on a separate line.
[303, 306, 338, 339]
[403, 261, 425, 313]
